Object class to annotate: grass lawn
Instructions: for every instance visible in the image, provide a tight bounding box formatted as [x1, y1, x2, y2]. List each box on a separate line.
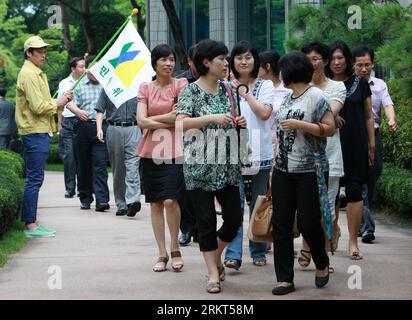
[45, 163, 112, 173]
[45, 163, 64, 172]
[0, 221, 27, 268]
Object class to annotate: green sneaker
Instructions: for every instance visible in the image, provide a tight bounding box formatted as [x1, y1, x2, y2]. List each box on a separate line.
[24, 227, 55, 238]
[37, 225, 56, 234]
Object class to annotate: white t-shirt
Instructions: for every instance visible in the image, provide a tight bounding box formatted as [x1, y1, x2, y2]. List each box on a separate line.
[323, 79, 346, 177]
[239, 79, 275, 166]
[58, 75, 75, 118]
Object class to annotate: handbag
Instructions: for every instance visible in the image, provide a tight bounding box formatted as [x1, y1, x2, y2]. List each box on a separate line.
[248, 185, 301, 244]
[248, 185, 273, 243]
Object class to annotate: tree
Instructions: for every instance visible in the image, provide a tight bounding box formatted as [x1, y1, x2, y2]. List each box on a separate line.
[130, 0, 146, 40]
[285, 0, 381, 51]
[60, 1, 75, 57]
[286, 0, 412, 93]
[376, 4, 412, 95]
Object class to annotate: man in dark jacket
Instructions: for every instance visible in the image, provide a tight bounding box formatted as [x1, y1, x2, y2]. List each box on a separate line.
[0, 87, 17, 149]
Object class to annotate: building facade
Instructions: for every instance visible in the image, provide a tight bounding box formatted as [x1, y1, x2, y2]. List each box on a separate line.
[146, 0, 292, 54]
[146, 0, 412, 55]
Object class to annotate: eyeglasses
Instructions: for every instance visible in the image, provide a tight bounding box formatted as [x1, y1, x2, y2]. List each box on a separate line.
[355, 63, 372, 69]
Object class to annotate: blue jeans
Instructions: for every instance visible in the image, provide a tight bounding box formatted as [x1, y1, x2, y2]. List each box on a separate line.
[21, 133, 51, 224]
[360, 184, 375, 236]
[224, 168, 270, 263]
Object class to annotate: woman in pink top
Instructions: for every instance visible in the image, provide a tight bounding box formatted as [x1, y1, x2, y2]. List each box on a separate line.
[136, 44, 188, 273]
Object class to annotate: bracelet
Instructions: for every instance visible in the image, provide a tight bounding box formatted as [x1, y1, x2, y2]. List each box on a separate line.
[317, 122, 325, 136]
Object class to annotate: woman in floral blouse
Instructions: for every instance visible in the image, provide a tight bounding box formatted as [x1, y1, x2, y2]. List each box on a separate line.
[176, 39, 246, 294]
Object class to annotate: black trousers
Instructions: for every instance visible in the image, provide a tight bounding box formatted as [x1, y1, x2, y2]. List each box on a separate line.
[179, 183, 197, 236]
[74, 121, 109, 205]
[367, 130, 383, 204]
[272, 170, 329, 283]
[188, 185, 242, 252]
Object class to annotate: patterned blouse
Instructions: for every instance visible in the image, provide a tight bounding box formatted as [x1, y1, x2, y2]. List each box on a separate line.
[176, 82, 241, 191]
[275, 86, 331, 173]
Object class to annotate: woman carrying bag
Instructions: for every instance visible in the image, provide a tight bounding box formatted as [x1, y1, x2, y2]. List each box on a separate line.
[224, 41, 275, 270]
[271, 51, 335, 295]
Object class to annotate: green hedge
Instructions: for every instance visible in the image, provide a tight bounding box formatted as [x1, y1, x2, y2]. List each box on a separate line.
[48, 143, 62, 164]
[382, 80, 412, 170]
[47, 133, 62, 164]
[0, 150, 24, 238]
[375, 163, 412, 216]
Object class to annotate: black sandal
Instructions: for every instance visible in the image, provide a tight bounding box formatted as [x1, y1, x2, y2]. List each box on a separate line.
[298, 249, 311, 268]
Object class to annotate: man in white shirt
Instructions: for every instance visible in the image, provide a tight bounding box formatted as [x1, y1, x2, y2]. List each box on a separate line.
[58, 57, 85, 198]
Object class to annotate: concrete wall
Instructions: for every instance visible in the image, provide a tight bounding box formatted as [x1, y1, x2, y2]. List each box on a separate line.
[146, 0, 169, 49]
[209, 0, 237, 50]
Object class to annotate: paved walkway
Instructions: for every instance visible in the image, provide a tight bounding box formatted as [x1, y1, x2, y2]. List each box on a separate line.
[0, 171, 411, 300]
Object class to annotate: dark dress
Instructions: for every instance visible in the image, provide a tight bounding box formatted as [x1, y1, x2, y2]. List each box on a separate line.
[339, 75, 372, 183]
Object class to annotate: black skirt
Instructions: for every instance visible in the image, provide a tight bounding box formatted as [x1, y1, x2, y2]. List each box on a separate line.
[141, 158, 184, 203]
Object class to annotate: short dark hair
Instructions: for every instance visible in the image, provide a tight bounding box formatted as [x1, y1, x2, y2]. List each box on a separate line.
[0, 87, 6, 97]
[301, 41, 330, 61]
[352, 45, 375, 62]
[24, 47, 35, 60]
[69, 56, 85, 69]
[193, 39, 228, 76]
[187, 45, 197, 61]
[151, 44, 176, 70]
[85, 55, 96, 68]
[259, 50, 281, 77]
[230, 41, 260, 79]
[279, 51, 313, 86]
[326, 40, 353, 78]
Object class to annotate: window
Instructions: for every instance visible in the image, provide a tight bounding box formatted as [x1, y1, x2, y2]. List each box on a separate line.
[195, 0, 209, 43]
[271, 0, 286, 54]
[237, 0, 286, 53]
[172, 0, 209, 50]
[237, 0, 268, 52]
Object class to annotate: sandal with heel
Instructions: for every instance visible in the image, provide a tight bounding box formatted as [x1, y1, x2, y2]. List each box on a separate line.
[298, 249, 311, 268]
[331, 228, 341, 252]
[206, 280, 221, 294]
[153, 256, 169, 272]
[217, 264, 225, 282]
[171, 251, 184, 272]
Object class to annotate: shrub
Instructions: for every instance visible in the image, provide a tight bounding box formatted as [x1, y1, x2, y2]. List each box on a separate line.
[375, 163, 412, 216]
[0, 150, 24, 238]
[47, 142, 62, 164]
[381, 80, 412, 170]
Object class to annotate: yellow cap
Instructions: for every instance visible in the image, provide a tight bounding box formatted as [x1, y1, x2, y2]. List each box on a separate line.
[132, 8, 139, 15]
[23, 36, 51, 52]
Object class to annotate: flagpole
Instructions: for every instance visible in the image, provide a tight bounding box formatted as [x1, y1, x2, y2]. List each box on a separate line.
[52, 8, 139, 98]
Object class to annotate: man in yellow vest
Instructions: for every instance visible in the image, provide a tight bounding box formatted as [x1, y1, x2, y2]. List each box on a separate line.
[16, 35, 73, 238]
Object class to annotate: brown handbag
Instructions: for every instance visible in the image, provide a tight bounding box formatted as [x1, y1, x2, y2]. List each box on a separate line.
[248, 186, 273, 243]
[248, 185, 301, 244]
